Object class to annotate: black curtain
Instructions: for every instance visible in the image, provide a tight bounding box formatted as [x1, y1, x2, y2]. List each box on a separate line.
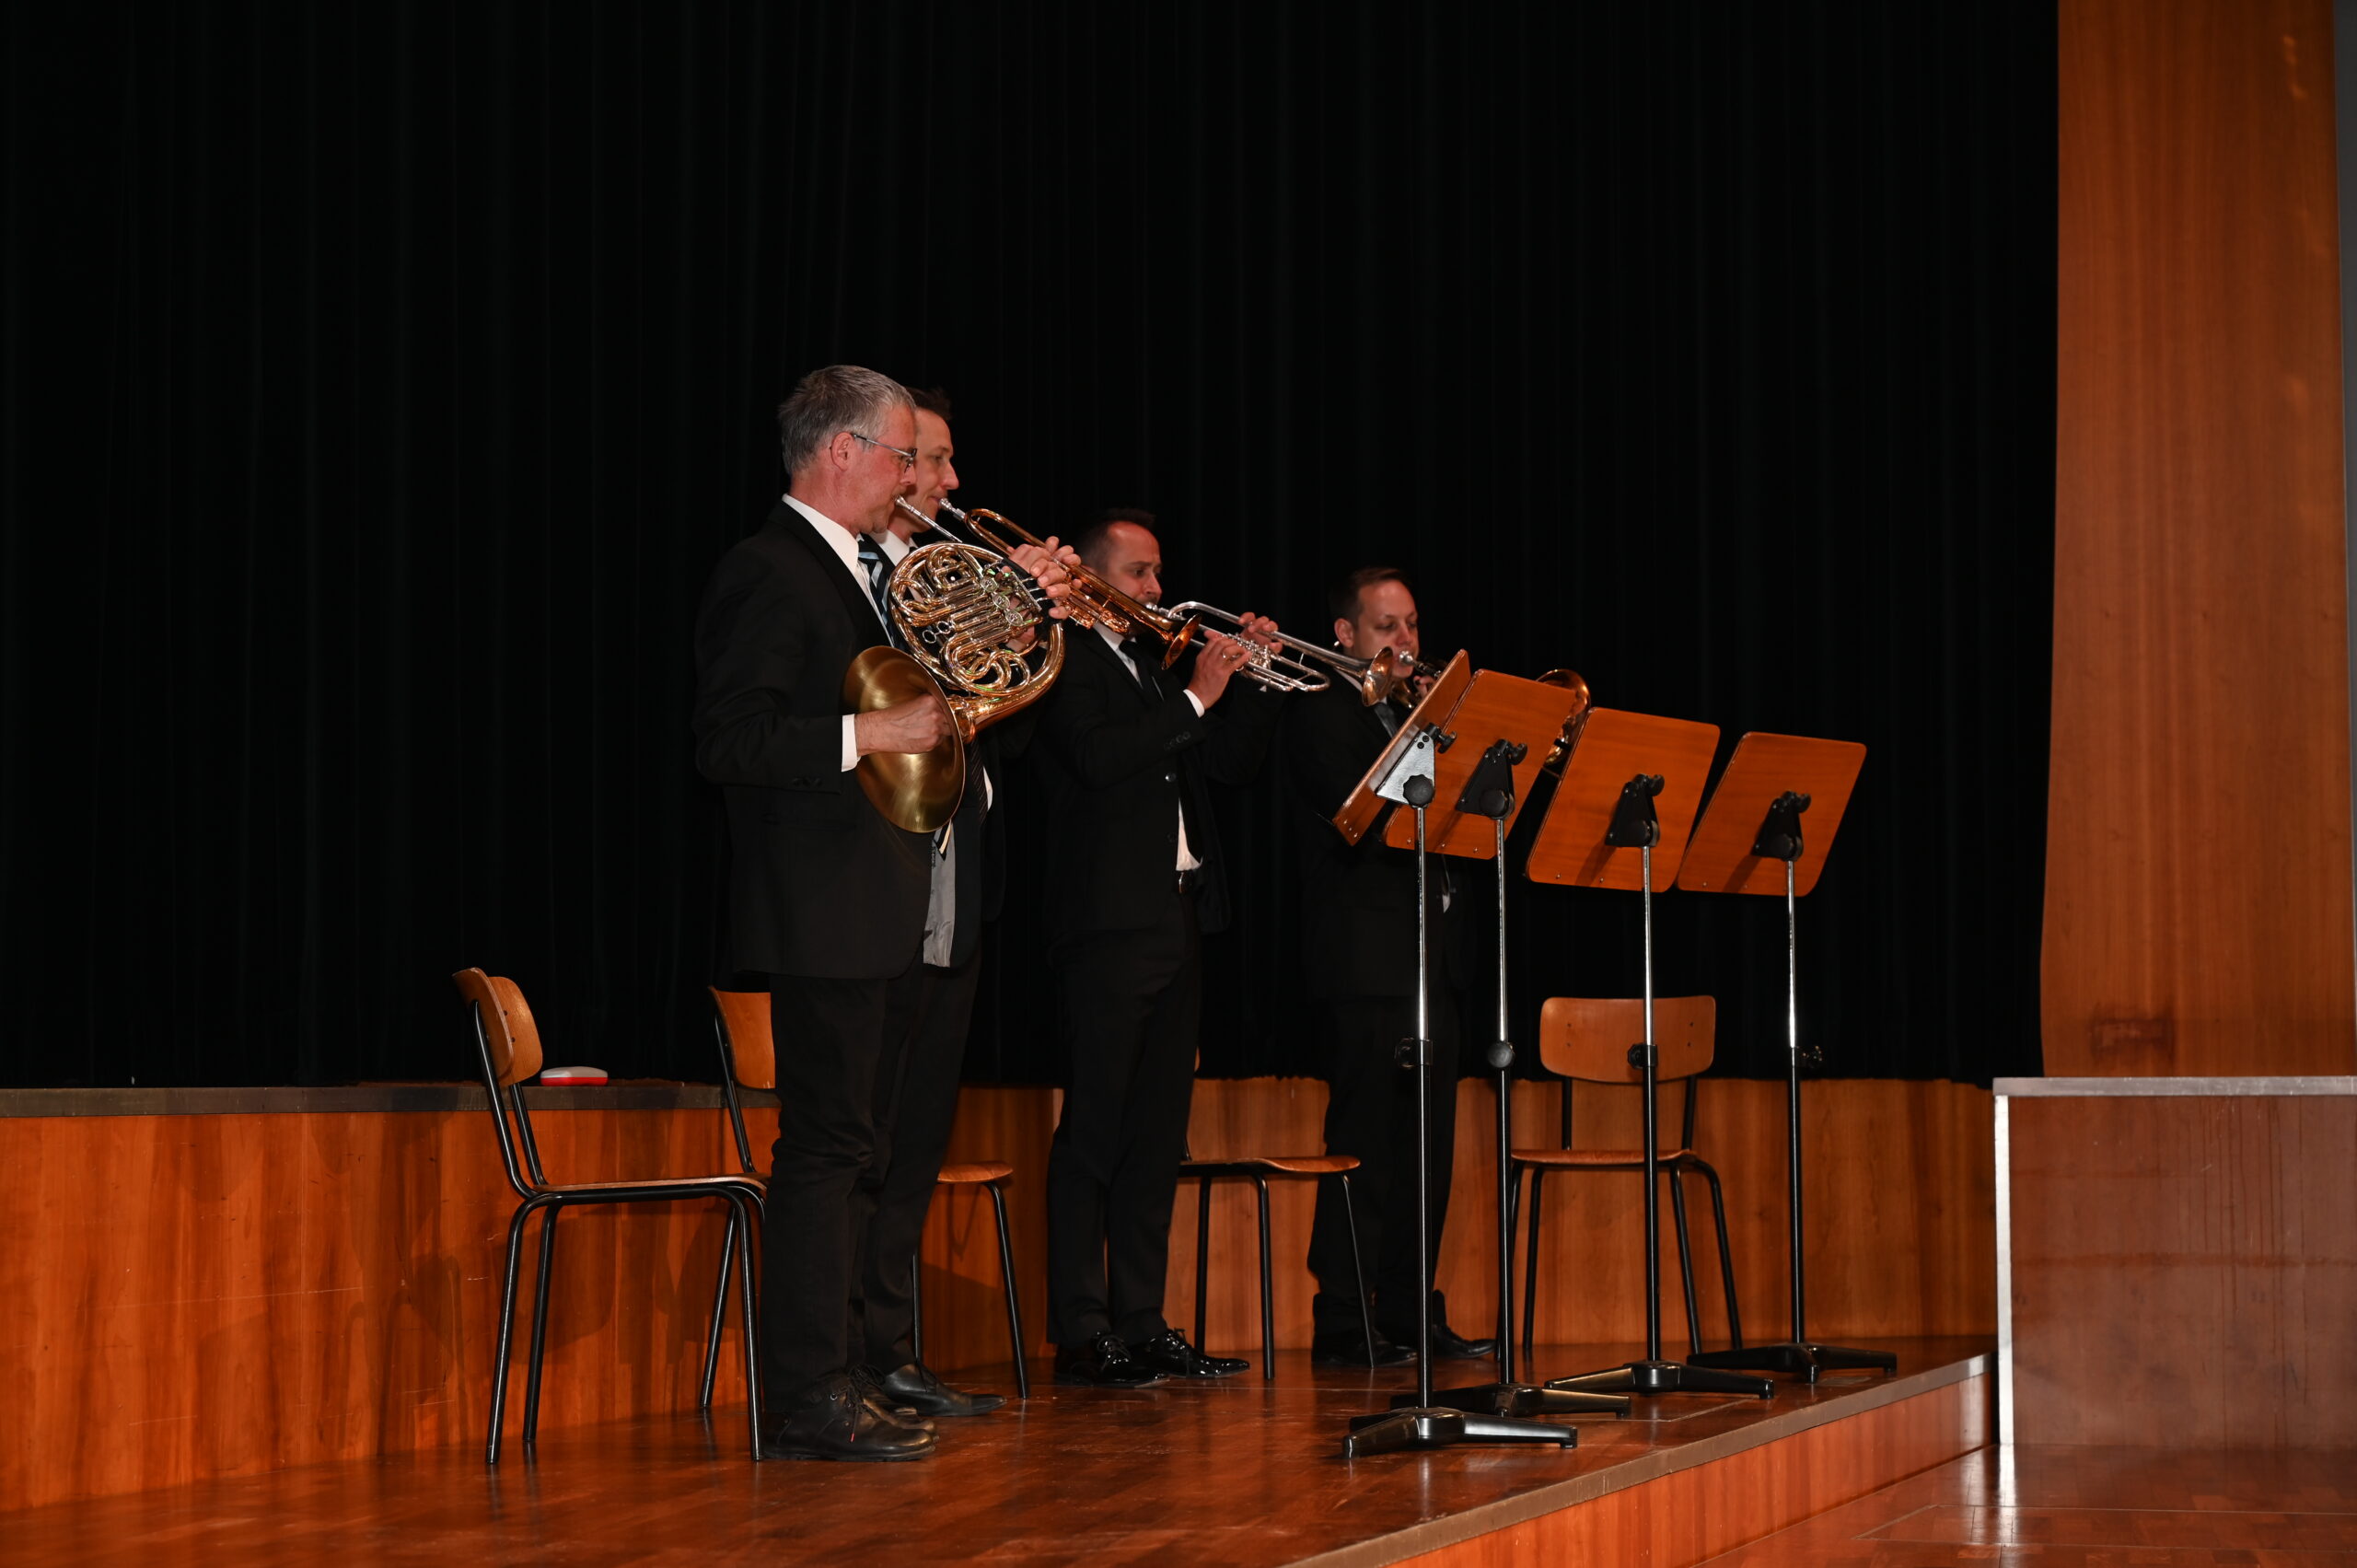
[0, 3, 2054, 1089]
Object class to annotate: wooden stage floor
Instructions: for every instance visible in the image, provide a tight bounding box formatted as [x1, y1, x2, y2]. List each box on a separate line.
[4, 1337, 1990, 1567]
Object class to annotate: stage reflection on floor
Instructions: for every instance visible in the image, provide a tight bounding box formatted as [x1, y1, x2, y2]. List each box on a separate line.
[5, 1338, 1991, 1568]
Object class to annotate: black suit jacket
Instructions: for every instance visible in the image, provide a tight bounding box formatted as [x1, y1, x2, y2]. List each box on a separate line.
[694, 502, 932, 979]
[1282, 682, 1466, 998]
[1033, 628, 1282, 939]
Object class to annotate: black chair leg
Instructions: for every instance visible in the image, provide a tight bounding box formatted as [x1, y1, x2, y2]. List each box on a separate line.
[522, 1202, 563, 1447]
[1519, 1168, 1546, 1366]
[1193, 1178, 1213, 1349]
[1697, 1158, 1744, 1349]
[701, 1205, 737, 1411]
[731, 1193, 763, 1459]
[910, 1249, 925, 1366]
[987, 1180, 1028, 1399]
[1253, 1176, 1274, 1381]
[1337, 1174, 1376, 1368]
[487, 1200, 534, 1465]
[1668, 1163, 1702, 1356]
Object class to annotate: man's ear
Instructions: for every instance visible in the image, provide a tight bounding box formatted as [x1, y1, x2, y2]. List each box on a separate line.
[1332, 617, 1355, 653]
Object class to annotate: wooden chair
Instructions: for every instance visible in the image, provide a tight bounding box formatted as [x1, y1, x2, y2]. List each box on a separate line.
[706, 987, 1029, 1400]
[451, 969, 764, 1464]
[1509, 996, 1745, 1365]
[1180, 1110, 1376, 1380]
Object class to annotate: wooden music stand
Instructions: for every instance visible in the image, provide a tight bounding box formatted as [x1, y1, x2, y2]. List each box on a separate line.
[1523, 711, 1775, 1401]
[1332, 668, 1594, 1457]
[1675, 734, 1894, 1384]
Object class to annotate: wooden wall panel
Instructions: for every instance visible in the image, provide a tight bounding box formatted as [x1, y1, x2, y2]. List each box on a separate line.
[2007, 1091, 2357, 1446]
[2046, 0, 2356, 1076]
[1167, 1077, 1995, 1366]
[1393, 1375, 1991, 1568]
[0, 1077, 1988, 1512]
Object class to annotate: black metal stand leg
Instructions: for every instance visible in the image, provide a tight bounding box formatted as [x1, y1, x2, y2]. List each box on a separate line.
[986, 1181, 1028, 1399]
[1337, 1174, 1376, 1367]
[522, 1202, 563, 1446]
[701, 1206, 737, 1411]
[1254, 1176, 1275, 1381]
[487, 1201, 533, 1465]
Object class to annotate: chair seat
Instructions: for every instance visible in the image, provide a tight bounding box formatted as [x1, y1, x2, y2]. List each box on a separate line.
[1511, 1146, 1700, 1168]
[533, 1173, 766, 1200]
[935, 1160, 1015, 1185]
[1182, 1154, 1361, 1176]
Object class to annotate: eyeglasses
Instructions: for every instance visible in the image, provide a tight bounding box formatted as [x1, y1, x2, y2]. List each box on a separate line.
[848, 431, 916, 471]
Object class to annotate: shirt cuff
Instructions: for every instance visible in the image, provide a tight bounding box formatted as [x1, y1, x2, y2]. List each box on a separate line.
[1185, 691, 1205, 717]
[841, 714, 860, 772]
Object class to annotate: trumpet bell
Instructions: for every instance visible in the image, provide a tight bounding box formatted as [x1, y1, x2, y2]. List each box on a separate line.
[843, 646, 967, 834]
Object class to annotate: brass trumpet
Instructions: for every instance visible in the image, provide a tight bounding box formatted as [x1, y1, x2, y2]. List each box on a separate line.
[1164, 603, 1336, 695]
[925, 498, 1202, 666]
[1536, 668, 1593, 775]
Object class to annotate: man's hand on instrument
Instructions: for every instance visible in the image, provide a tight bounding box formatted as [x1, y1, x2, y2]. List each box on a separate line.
[1229, 611, 1281, 650]
[1009, 538, 1077, 620]
[856, 693, 953, 756]
[1185, 629, 1255, 710]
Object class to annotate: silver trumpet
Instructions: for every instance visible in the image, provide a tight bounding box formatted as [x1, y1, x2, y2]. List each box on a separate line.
[1166, 601, 1431, 705]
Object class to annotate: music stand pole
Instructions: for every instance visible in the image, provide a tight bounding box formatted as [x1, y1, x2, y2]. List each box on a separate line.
[1685, 789, 1896, 1383]
[1341, 774, 1572, 1456]
[1542, 773, 1775, 1402]
[1402, 746, 1627, 1421]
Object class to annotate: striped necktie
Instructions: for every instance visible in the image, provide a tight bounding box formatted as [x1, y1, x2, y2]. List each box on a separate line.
[855, 537, 905, 650]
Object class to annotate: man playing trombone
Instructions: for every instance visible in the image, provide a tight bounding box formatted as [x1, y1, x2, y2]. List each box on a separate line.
[1283, 567, 1496, 1367]
[1034, 509, 1285, 1386]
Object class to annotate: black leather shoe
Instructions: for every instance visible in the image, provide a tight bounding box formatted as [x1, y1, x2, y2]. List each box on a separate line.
[1381, 1320, 1501, 1361]
[851, 1365, 937, 1432]
[1054, 1331, 1167, 1388]
[761, 1372, 937, 1461]
[1127, 1329, 1248, 1379]
[1311, 1326, 1417, 1367]
[871, 1361, 1007, 1417]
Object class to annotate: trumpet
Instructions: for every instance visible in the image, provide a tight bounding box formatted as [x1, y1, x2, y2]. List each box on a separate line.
[1165, 603, 1437, 706]
[918, 498, 1202, 667]
[1535, 668, 1593, 775]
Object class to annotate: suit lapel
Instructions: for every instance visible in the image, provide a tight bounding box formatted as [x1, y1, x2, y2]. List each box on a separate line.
[771, 502, 891, 640]
[1082, 626, 1160, 710]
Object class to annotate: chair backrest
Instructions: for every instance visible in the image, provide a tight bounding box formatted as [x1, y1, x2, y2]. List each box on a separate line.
[1538, 996, 1715, 1085]
[452, 968, 550, 1195]
[453, 968, 546, 1085]
[709, 988, 775, 1089]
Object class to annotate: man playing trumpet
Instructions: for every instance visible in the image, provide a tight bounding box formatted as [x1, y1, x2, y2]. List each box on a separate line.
[1034, 509, 1285, 1387]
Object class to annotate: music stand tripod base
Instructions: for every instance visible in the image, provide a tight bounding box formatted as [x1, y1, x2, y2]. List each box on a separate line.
[1343, 1407, 1573, 1458]
[1400, 1383, 1632, 1417]
[1686, 1342, 1896, 1383]
[1547, 1359, 1774, 1400]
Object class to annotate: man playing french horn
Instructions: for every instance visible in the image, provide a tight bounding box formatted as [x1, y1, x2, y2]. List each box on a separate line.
[693, 366, 1074, 1462]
